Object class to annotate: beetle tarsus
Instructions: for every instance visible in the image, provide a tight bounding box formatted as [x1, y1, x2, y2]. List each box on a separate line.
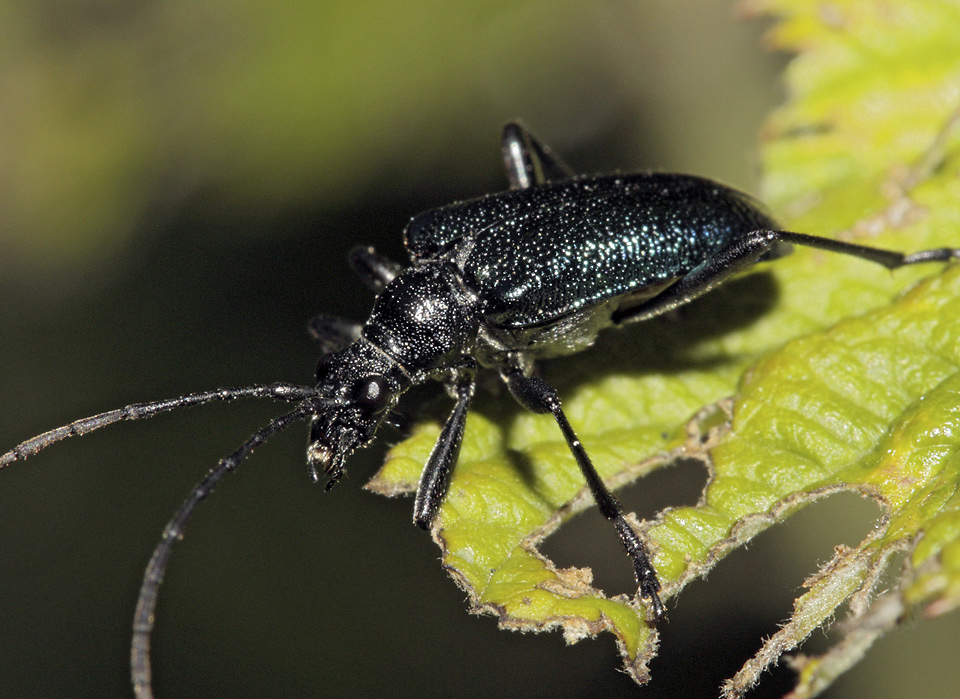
[614, 517, 665, 620]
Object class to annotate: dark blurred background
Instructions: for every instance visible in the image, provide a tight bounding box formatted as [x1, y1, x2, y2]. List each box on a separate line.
[1, 1, 958, 697]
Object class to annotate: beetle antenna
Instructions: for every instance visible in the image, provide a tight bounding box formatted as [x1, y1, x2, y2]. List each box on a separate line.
[130, 402, 315, 699]
[0, 383, 320, 469]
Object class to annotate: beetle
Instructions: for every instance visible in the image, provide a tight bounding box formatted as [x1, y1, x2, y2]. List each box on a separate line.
[3, 122, 958, 698]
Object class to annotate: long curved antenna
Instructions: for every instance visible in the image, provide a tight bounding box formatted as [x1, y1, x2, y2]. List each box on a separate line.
[130, 402, 316, 699]
[1, 383, 319, 468]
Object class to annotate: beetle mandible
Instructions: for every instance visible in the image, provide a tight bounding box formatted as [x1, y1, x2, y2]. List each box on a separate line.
[3, 122, 958, 698]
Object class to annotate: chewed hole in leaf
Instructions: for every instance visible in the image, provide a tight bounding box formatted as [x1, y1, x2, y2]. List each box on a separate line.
[540, 457, 708, 595]
[716, 491, 883, 621]
[651, 603, 800, 699]
[638, 491, 883, 695]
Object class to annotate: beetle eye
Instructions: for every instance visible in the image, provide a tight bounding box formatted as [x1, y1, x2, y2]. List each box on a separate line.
[353, 375, 390, 413]
[315, 354, 334, 384]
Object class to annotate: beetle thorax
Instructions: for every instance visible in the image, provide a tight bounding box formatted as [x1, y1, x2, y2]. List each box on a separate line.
[362, 263, 478, 377]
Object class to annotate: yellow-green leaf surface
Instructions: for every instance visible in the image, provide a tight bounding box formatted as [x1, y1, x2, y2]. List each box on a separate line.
[371, 0, 960, 689]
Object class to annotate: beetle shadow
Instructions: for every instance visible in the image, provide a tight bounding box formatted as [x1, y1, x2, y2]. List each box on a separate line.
[440, 270, 782, 491]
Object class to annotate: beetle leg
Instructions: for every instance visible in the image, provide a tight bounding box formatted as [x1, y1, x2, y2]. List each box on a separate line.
[501, 121, 576, 190]
[611, 229, 777, 326]
[307, 314, 362, 355]
[771, 230, 959, 269]
[503, 367, 666, 620]
[612, 229, 960, 327]
[349, 245, 403, 292]
[413, 371, 476, 529]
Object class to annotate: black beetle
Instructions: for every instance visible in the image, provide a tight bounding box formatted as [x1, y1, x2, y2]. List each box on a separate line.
[3, 122, 958, 698]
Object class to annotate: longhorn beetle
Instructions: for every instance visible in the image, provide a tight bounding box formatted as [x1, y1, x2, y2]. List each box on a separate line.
[3, 122, 958, 698]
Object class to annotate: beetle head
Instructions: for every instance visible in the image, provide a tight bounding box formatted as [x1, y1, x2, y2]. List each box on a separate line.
[306, 340, 407, 488]
[307, 264, 477, 488]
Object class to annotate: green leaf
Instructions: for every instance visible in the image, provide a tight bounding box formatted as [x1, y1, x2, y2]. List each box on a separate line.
[370, 0, 960, 691]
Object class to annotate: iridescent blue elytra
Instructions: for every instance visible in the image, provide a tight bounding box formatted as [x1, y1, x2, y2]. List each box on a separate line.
[405, 173, 778, 330]
[5, 122, 957, 697]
